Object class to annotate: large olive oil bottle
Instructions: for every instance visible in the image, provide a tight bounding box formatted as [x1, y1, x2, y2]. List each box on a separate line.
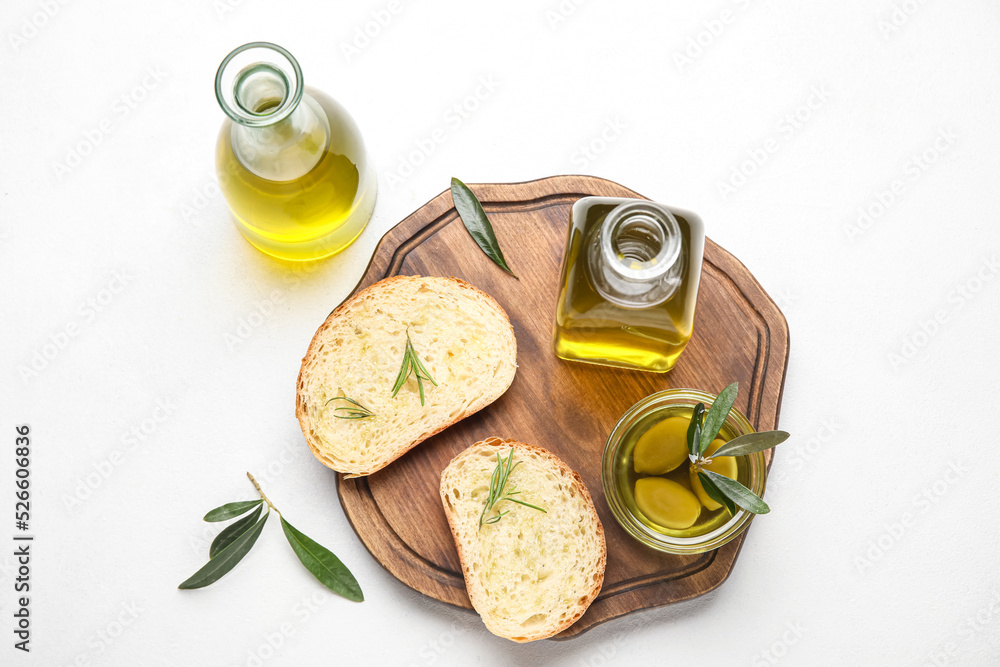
[553, 198, 705, 373]
[214, 42, 376, 261]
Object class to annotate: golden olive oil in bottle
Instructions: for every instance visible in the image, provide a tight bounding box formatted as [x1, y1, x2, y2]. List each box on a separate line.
[214, 43, 376, 261]
[553, 198, 705, 372]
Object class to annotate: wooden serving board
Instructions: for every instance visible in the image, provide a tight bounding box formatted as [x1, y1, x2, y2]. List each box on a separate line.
[337, 175, 789, 638]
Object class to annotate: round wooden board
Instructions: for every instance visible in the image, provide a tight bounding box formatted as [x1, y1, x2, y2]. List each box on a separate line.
[335, 175, 790, 638]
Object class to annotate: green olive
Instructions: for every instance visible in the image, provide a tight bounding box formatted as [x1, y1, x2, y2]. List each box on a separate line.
[690, 438, 738, 511]
[633, 417, 690, 475]
[634, 477, 701, 529]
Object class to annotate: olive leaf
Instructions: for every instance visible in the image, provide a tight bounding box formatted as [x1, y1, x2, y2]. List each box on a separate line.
[677, 384, 788, 518]
[700, 382, 738, 456]
[210, 505, 263, 559]
[281, 517, 364, 602]
[450, 177, 518, 278]
[180, 473, 365, 598]
[710, 431, 790, 458]
[701, 471, 770, 515]
[686, 403, 705, 458]
[179, 511, 269, 589]
[203, 499, 263, 522]
[697, 471, 736, 516]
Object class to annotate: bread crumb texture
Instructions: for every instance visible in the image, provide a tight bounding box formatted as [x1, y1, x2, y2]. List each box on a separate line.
[297, 276, 517, 476]
[440, 438, 607, 642]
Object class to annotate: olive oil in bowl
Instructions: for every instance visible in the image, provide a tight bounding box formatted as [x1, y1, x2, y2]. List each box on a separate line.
[613, 405, 750, 539]
[602, 389, 768, 554]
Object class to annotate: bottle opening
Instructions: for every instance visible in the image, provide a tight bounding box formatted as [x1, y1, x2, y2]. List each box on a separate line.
[587, 200, 686, 308]
[216, 42, 303, 127]
[613, 214, 665, 265]
[602, 202, 681, 281]
[234, 64, 289, 116]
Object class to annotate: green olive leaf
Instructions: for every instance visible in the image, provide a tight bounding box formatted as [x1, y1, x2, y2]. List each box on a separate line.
[700, 382, 738, 456]
[687, 403, 705, 458]
[209, 505, 262, 559]
[179, 511, 269, 589]
[710, 431, 790, 458]
[701, 471, 770, 515]
[280, 517, 364, 602]
[450, 177, 518, 278]
[203, 499, 263, 522]
[697, 471, 736, 515]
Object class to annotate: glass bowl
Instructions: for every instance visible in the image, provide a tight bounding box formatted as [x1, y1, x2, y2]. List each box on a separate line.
[602, 388, 768, 554]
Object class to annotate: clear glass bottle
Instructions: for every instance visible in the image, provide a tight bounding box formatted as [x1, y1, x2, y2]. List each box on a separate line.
[214, 42, 377, 261]
[553, 197, 705, 372]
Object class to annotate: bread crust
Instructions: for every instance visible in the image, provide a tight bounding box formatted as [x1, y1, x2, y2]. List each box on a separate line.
[296, 276, 517, 476]
[439, 437, 607, 642]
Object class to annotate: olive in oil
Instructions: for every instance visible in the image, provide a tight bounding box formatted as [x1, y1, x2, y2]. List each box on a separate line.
[553, 197, 705, 373]
[613, 405, 750, 538]
[215, 43, 376, 262]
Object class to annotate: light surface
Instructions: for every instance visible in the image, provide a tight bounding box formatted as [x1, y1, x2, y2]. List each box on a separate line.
[1, 0, 998, 665]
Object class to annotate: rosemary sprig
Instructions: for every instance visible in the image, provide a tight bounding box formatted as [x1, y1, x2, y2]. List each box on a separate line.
[687, 382, 790, 515]
[391, 330, 437, 406]
[479, 450, 546, 528]
[325, 396, 375, 420]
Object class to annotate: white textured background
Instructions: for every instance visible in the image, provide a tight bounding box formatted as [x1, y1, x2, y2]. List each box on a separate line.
[2, 0, 999, 665]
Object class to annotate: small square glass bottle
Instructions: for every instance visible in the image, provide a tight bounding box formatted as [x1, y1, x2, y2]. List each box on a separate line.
[553, 197, 705, 373]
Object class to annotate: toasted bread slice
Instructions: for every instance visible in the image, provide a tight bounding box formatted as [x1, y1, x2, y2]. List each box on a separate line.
[296, 276, 517, 477]
[439, 438, 606, 642]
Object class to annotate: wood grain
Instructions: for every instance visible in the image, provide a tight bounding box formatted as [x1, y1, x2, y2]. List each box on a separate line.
[335, 175, 790, 638]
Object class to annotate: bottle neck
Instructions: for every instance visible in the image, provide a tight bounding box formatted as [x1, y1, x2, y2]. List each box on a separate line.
[588, 201, 684, 308]
[216, 42, 304, 127]
[216, 42, 326, 181]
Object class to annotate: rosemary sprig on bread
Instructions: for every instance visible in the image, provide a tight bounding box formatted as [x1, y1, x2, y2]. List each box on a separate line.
[325, 396, 375, 420]
[391, 329, 437, 406]
[479, 450, 546, 528]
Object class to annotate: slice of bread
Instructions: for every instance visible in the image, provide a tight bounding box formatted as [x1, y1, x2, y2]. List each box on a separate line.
[296, 276, 517, 477]
[439, 438, 606, 642]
